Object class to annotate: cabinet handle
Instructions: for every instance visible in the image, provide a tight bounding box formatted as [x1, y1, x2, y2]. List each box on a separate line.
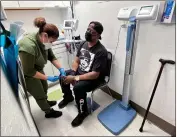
[52, 45, 65, 50]
[54, 51, 67, 54]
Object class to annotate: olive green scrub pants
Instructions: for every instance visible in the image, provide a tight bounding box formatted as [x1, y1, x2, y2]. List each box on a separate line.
[25, 71, 51, 112]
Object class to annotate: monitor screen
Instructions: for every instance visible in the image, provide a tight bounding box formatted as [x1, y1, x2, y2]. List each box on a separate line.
[139, 6, 153, 15]
[65, 21, 72, 27]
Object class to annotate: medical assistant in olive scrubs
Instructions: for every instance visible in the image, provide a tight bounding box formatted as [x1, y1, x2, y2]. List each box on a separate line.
[18, 17, 65, 118]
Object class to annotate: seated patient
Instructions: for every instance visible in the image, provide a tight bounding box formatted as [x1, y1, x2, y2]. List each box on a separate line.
[59, 21, 108, 127]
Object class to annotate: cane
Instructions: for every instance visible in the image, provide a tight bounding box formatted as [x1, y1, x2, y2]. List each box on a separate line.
[139, 58, 175, 132]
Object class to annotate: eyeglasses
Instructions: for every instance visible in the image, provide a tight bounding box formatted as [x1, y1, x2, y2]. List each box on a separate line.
[87, 28, 98, 36]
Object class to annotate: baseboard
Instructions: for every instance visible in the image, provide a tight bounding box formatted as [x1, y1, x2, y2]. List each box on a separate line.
[101, 86, 176, 136]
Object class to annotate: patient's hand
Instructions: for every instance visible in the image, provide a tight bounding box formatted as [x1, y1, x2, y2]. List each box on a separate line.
[63, 75, 75, 84]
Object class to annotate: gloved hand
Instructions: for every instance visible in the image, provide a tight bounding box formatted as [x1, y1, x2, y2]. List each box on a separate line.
[47, 76, 60, 82]
[59, 68, 66, 77]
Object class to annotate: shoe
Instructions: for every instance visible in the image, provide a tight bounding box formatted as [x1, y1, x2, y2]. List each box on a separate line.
[58, 97, 74, 109]
[47, 100, 57, 107]
[71, 112, 89, 127]
[45, 108, 62, 118]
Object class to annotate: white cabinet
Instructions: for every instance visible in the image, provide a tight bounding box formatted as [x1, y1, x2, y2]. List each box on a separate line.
[44, 43, 71, 75]
[43, 61, 54, 76]
[2, 1, 70, 9]
[18, 1, 46, 8]
[58, 52, 71, 70]
[56, 1, 70, 8]
[44, 1, 60, 8]
[52, 52, 71, 76]
[43, 43, 73, 86]
[52, 44, 71, 73]
[44, 1, 70, 8]
[1, 1, 19, 9]
[43, 61, 55, 85]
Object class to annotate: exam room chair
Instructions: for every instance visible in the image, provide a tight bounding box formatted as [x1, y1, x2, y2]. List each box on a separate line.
[90, 51, 114, 113]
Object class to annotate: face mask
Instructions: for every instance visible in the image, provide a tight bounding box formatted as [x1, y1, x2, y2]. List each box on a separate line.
[44, 43, 52, 50]
[85, 31, 92, 42]
[43, 35, 52, 50]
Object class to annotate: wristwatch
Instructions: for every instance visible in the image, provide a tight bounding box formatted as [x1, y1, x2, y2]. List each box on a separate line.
[74, 75, 80, 81]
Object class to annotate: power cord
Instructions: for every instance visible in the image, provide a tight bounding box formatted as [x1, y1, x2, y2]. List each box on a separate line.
[112, 24, 124, 64]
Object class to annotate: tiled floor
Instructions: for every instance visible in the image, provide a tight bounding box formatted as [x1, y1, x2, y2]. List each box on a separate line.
[29, 84, 170, 136]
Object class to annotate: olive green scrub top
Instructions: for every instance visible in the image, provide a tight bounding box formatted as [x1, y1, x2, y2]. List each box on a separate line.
[18, 33, 57, 77]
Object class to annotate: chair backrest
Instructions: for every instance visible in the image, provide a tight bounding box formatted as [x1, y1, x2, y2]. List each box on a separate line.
[104, 51, 113, 83]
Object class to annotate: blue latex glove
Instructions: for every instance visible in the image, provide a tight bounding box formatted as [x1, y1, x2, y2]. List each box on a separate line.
[47, 76, 59, 82]
[59, 68, 66, 76]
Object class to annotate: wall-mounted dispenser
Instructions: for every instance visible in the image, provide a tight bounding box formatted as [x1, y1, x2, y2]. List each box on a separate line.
[161, 0, 176, 23]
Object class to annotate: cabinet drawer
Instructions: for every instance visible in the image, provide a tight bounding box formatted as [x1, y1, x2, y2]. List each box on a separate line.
[55, 53, 62, 58]
[58, 52, 70, 70]
[2, 1, 19, 8]
[52, 47, 67, 55]
[52, 44, 65, 50]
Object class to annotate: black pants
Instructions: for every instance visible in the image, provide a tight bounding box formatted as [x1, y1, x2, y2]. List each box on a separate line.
[60, 69, 102, 113]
